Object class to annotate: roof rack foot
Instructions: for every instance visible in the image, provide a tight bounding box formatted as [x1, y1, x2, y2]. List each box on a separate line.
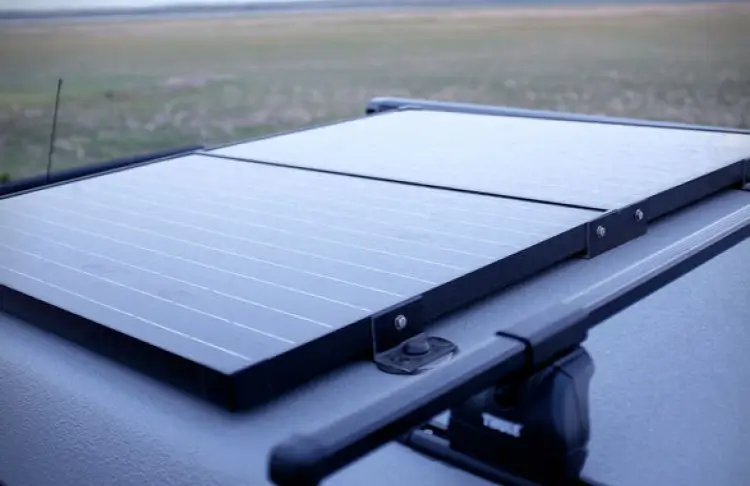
[403, 346, 596, 486]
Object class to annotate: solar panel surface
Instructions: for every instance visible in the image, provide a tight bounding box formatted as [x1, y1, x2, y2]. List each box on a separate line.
[208, 110, 750, 210]
[0, 154, 598, 380]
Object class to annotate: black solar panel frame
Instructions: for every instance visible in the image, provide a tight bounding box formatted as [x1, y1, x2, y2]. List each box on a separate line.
[0, 156, 592, 411]
[0, 221, 586, 411]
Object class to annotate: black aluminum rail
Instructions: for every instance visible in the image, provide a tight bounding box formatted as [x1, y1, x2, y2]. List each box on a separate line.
[0, 145, 203, 199]
[365, 97, 750, 135]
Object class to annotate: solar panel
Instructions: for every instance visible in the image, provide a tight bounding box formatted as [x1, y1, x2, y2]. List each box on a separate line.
[0, 153, 599, 409]
[207, 110, 750, 210]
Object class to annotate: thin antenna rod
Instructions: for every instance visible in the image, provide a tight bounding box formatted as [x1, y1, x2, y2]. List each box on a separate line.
[46, 77, 63, 182]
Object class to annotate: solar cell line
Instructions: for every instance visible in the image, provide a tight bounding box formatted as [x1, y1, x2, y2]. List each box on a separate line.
[1, 204, 437, 289]
[0, 264, 252, 361]
[0, 263, 253, 362]
[99, 177, 547, 244]
[0, 203, 390, 321]
[0, 242, 304, 343]
[1, 200, 460, 293]
[62, 185, 423, 296]
[28, 191, 474, 270]
[65, 184, 503, 261]
[12, 190, 490, 317]
[10, 195, 394, 310]
[0, 222, 345, 333]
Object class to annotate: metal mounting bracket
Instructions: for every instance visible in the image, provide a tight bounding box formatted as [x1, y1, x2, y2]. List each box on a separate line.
[584, 203, 648, 258]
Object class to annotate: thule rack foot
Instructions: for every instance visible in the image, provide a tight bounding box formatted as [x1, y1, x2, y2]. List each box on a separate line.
[402, 346, 604, 486]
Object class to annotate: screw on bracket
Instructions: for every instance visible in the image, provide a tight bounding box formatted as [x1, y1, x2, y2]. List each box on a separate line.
[595, 226, 607, 239]
[634, 209, 645, 222]
[394, 314, 408, 330]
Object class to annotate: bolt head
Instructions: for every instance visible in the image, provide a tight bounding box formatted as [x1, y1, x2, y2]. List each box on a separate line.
[394, 314, 408, 330]
[634, 209, 645, 222]
[596, 225, 607, 239]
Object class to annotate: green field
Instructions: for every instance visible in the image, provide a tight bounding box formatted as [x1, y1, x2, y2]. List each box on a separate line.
[1, 4, 749, 181]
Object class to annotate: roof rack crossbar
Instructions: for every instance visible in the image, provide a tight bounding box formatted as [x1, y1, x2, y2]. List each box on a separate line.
[267, 203, 750, 486]
[365, 97, 750, 135]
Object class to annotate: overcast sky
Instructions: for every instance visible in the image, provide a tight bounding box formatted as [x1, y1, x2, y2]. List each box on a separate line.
[0, 0, 317, 10]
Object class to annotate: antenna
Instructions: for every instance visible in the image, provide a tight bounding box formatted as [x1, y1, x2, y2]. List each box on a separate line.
[46, 78, 63, 183]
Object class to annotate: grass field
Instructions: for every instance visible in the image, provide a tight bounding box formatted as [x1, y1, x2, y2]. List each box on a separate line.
[1, 3, 748, 181]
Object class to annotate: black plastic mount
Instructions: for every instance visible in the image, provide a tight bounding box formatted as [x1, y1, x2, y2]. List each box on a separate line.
[451, 349, 593, 484]
[370, 295, 458, 375]
[267, 203, 750, 486]
[404, 346, 596, 486]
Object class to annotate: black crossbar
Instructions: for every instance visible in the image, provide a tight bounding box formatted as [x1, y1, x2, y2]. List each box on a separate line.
[268, 203, 750, 486]
[365, 97, 750, 135]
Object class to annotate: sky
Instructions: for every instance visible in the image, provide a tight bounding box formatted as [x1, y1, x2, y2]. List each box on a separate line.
[0, 0, 320, 11]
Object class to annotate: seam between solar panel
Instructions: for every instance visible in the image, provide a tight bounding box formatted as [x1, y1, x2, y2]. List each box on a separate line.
[0, 206, 375, 312]
[0, 243, 307, 342]
[210, 145, 657, 194]
[201, 153, 608, 213]
[180, 160, 581, 227]
[1, 206, 437, 286]
[209, 149, 662, 201]
[0, 265, 254, 361]
[30, 194, 469, 271]
[151, 163, 576, 231]
[0, 224, 359, 334]
[304, 157, 655, 194]
[72, 184, 500, 260]
[98, 178, 541, 246]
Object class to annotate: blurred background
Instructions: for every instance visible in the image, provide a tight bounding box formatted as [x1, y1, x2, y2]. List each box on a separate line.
[0, 0, 748, 183]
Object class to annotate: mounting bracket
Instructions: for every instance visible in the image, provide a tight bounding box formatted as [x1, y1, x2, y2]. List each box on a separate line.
[370, 296, 458, 375]
[585, 203, 648, 258]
